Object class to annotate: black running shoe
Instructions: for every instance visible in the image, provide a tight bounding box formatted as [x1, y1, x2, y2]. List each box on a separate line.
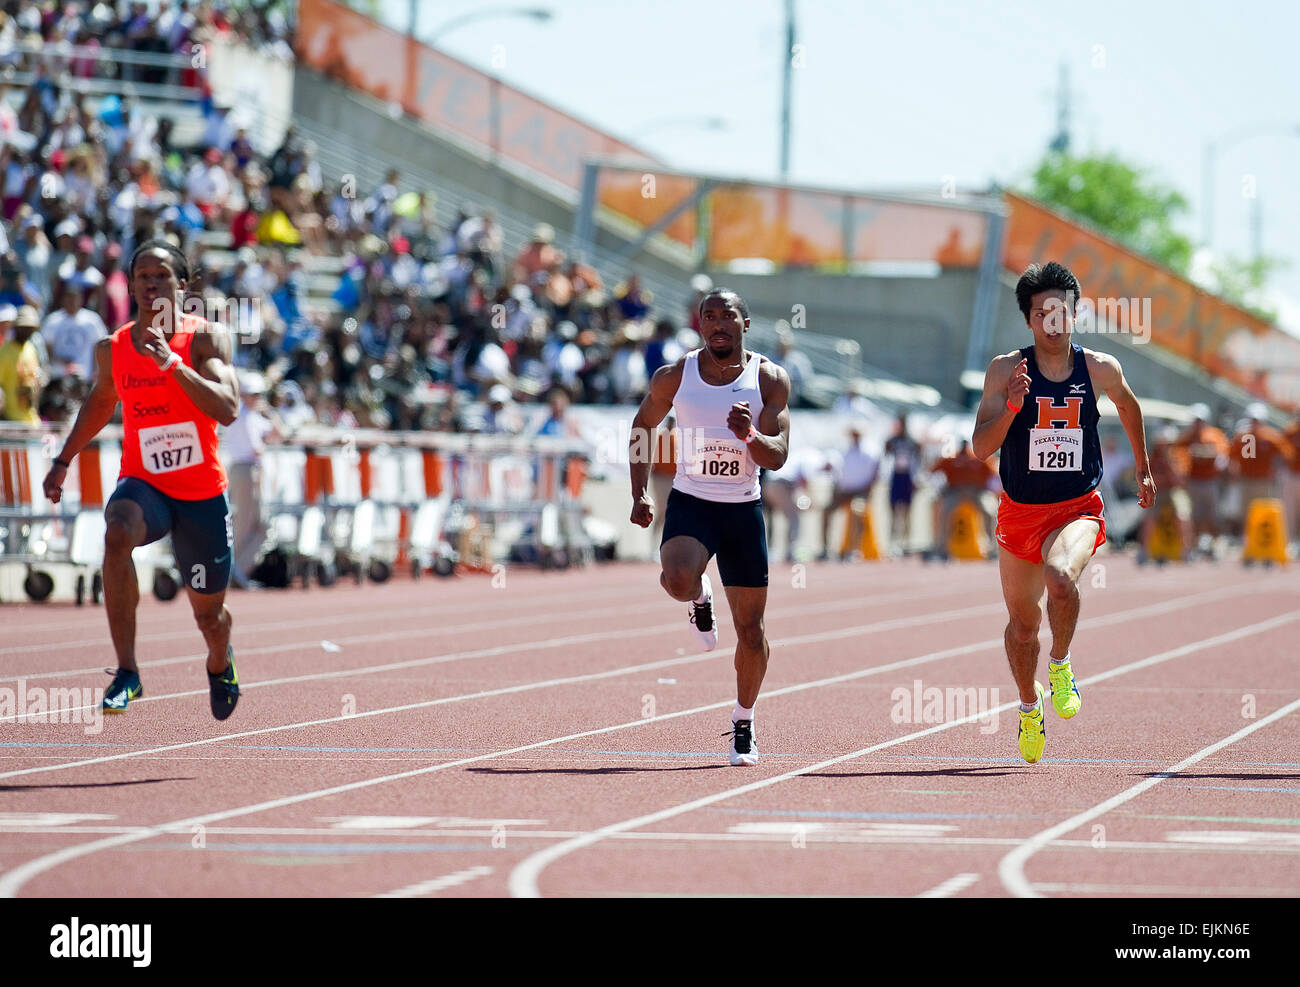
[208, 647, 240, 721]
[689, 573, 718, 651]
[724, 719, 758, 766]
[103, 668, 142, 713]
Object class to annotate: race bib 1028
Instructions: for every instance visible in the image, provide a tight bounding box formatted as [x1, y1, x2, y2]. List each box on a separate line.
[139, 421, 202, 475]
[686, 430, 754, 482]
[1029, 427, 1083, 472]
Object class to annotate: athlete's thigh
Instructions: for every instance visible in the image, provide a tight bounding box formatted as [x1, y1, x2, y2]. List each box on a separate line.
[105, 477, 172, 546]
[999, 548, 1045, 625]
[660, 534, 710, 576]
[1041, 517, 1101, 582]
[170, 492, 234, 595]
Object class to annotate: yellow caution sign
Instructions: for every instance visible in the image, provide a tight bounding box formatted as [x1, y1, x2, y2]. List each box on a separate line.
[1242, 498, 1288, 565]
[948, 500, 988, 561]
[1146, 502, 1184, 562]
[840, 498, 882, 560]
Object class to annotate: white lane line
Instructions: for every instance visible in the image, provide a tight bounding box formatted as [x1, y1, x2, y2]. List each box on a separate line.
[916, 873, 980, 898]
[0, 589, 1002, 729]
[0, 596, 1005, 777]
[0, 587, 1274, 896]
[0, 582, 1254, 777]
[0, 580, 662, 658]
[3, 827, 1298, 857]
[505, 609, 1300, 898]
[0, 573, 959, 690]
[997, 692, 1300, 898]
[372, 865, 493, 898]
[1, 573, 1254, 724]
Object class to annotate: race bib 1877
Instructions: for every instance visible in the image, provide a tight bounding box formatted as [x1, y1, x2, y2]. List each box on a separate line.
[139, 421, 202, 475]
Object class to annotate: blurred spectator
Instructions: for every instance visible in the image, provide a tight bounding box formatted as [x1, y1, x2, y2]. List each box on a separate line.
[614, 273, 651, 322]
[41, 284, 107, 382]
[686, 273, 712, 332]
[0, 250, 39, 308]
[14, 213, 51, 309]
[1140, 426, 1193, 561]
[1230, 404, 1291, 518]
[513, 223, 559, 284]
[1174, 403, 1229, 550]
[1284, 413, 1300, 546]
[0, 303, 42, 424]
[480, 383, 522, 435]
[224, 370, 282, 589]
[643, 317, 684, 379]
[931, 439, 997, 557]
[775, 328, 814, 408]
[832, 380, 874, 418]
[100, 243, 130, 330]
[531, 385, 582, 438]
[56, 235, 106, 314]
[762, 443, 812, 564]
[820, 423, 879, 561]
[885, 413, 921, 554]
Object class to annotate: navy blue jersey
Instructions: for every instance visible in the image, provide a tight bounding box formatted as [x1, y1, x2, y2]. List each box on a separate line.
[998, 344, 1103, 505]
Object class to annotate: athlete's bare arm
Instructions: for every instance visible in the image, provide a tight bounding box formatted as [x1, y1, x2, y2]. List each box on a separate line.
[42, 338, 119, 503]
[160, 322, 240, 426]
[971, 351, 1030, 461]
[727, 359, 790, 471]
[1086, 349, 1155, 508]
[629, 361, 684, 528]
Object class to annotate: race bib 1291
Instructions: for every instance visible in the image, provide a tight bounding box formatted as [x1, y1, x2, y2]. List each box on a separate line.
[1029, 427, 1083, 472]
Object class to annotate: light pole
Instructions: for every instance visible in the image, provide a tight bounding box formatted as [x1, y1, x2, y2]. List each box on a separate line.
[780, 0, 795, 180]
[1202, 123, 1300, 248]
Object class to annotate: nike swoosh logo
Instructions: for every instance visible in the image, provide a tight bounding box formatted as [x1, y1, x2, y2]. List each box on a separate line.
[732, 385, 746, 391]
[214, 554, 229, 564]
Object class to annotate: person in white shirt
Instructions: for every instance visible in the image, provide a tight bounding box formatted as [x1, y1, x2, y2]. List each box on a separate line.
[223, 371, 281, 588]
[820, 423, 880, 560]
[41, 282, 107, 382]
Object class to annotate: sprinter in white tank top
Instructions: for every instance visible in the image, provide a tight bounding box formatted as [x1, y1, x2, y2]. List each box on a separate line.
[629, 288, 791, 766]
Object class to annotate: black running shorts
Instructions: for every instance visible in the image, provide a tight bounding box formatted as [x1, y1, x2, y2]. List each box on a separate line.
[660, 488, 768, 588]
[107, 477, 233, 594]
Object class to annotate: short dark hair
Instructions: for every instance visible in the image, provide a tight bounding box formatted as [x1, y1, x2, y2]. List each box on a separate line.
[698, 287, 749, 322]
[129, 239, 190, 282]
[1015, 261, 1080, 322]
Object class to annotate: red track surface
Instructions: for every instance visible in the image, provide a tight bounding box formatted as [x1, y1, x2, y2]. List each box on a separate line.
[0, 555, 1297, 898]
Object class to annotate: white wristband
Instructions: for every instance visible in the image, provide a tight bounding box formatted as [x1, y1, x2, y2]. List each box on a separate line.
[161, 351, 181, 372]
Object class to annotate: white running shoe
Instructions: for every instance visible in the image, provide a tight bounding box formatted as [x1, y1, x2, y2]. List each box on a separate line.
[726, 719, 758, 766]
[689, 573, 718, 651]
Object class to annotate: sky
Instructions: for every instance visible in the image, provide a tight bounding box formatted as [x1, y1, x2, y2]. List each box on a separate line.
[373, 0, 1300, 327]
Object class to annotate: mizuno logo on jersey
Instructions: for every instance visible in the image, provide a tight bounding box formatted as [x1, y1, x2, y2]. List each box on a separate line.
[1069, 382, 1086, 394]
[1034, 396, 1084, 429]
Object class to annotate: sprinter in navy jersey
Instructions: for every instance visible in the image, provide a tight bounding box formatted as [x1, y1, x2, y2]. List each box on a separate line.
[973, 262, 1155, 764]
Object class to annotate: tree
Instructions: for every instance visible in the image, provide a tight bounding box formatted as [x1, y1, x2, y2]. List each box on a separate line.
[1025, 151, 1196, 275]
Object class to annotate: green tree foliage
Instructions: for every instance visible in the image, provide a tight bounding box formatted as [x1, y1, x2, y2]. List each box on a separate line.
[1026, 152, 1195, 275]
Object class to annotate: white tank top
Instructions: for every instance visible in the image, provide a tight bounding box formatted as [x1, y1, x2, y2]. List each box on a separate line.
[672, 348, 765, 503]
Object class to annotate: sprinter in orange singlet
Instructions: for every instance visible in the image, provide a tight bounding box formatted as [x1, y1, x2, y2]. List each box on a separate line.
[42, 241, 243, 719]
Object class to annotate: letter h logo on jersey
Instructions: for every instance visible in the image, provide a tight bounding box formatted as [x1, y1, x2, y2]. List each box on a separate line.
[1034, 396, 1083, 429]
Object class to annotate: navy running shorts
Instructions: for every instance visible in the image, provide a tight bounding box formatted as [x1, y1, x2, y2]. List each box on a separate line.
[660, 488, 768, 587]
[107, 476, 233, 594]
[890, 473, 915, 507]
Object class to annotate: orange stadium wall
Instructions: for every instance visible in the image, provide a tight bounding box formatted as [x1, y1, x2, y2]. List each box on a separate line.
[1002, 193, 1300, 412]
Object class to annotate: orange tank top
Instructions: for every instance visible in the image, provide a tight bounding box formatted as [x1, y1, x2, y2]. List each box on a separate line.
[113, 317, 227, 500]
